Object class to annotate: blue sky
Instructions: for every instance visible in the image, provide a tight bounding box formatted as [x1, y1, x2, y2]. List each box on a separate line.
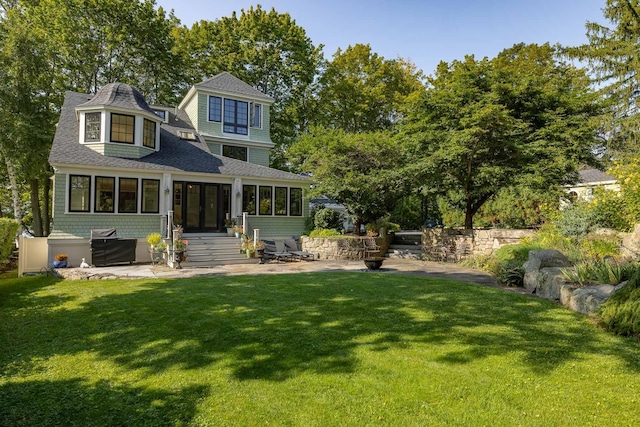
[155, 0, 606, 75]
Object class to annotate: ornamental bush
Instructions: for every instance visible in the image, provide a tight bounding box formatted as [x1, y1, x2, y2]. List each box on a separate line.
[597, 269, 640, 337]
[0, 218, 19, 264]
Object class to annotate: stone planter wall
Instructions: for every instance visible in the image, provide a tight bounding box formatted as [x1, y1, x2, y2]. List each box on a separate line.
[301, 234, 393, 261]
[422, 228, 535, 262]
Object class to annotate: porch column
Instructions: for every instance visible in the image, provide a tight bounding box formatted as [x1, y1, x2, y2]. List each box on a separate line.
[233, 177, 242, 218]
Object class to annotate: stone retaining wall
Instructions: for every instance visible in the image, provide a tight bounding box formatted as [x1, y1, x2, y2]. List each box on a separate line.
[301, 235, 392, 260]
[422, 228, 535, 261]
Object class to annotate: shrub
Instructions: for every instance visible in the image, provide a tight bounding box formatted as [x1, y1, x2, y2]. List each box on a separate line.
[597, 269, 640, 337]
[562, 259, 639, 287]
[314, 207, 343, 231]
[554, 201, 600, 239]
[0, 218, 19, 263]
[309, 228, 342, 238]
[580, 234, 620, 259]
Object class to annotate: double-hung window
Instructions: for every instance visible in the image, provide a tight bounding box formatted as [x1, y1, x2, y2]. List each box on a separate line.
[224, 99, 248, 135]
[111, 113, 135, 144]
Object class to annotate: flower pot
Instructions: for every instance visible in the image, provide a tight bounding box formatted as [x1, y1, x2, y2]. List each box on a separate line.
[235, 232, 241, 238]
[364, 257, 384, 270]
[53, 260, 67, 268]
[246, 249, 253, 258]
[227, 228, 234, 237]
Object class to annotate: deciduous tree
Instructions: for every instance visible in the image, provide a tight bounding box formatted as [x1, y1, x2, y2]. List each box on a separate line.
[401, 44, 599, 229]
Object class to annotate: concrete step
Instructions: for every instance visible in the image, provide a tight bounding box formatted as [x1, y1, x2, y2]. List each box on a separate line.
[386, 247, 422, 260]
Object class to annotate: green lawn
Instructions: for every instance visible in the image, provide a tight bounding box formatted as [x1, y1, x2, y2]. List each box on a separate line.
[1, 272, 639, 426]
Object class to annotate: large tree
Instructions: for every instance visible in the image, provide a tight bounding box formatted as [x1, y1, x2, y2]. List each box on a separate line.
[567, 0, 640, 156]
[288, 128, 406, 233]
[173, 5, 323, 168]
[401, 43, 600, 229]
[0, 0, 183, 236]
[315, 43, 424, 132]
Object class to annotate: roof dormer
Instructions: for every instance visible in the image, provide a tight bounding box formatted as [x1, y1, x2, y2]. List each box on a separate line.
[75, 83, 162, 159]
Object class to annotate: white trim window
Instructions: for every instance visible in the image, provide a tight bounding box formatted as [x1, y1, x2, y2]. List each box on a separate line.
[84, 112, 101, 142]
[250, 103, 261, 128]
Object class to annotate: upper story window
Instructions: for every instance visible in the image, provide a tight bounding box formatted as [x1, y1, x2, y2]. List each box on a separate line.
[224, 99, 248, 135]
[222, 145, 247, 161]
[85, 112, 101, 142]
[143, 118, 156, 149]
[153, 109, 168, 123]
[111, 113, 135, 144]
[251, 103, 261, 128]
[209, 96, 221, 122]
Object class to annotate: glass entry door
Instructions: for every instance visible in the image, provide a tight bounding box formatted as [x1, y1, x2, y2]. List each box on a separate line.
[176, 182, 230, 233]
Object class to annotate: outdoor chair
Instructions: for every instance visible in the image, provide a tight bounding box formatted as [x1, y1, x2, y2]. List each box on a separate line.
[284, 238, 314, 261]
[363, 237, 381, 259]
[263, 239, 293, 262]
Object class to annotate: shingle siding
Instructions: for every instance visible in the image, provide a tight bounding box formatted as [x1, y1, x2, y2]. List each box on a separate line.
[248, 148, 270, 167]
[248, 217, 307, 238]
[101, 143, 153, 159]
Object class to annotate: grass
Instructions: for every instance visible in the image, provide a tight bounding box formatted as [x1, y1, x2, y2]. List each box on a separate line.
[1, 272, 639, 426]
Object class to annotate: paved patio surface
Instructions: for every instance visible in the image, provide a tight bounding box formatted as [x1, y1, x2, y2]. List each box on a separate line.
[53, 258, 531, 295]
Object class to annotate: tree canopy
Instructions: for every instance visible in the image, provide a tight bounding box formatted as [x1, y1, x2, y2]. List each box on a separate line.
[400, 43, 600, 229]
[567, 0, 640, 157]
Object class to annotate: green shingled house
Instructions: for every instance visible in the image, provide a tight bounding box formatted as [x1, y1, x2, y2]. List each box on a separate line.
[48, 72, 309, 266]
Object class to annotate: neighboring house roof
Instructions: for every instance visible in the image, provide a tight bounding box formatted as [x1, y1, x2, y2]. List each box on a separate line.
[49, 91, 307, 182]
[577, 168, 616, 185]
[194, 72, 274, 103]
[77, 82, 157, 116]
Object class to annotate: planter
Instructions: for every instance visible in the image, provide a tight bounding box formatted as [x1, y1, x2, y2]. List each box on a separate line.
[235, 232, 241, 238]
[246, 249, 254, 258]
[53, 260, 67, 268]
[364, 257, 384, 270]
[227, 227, 234, 237]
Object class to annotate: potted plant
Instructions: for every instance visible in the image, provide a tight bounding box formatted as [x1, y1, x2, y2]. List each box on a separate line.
[146, 232, 162, 249]
[53, 253, 68, 268]
[224, 218, 236, 237]
[172, 239, 188, 268]
[241, 237, 255, 258]
[233, 225, 243, 238]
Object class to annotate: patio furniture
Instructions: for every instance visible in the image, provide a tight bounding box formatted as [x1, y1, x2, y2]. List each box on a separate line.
[262, 239, 293, 262]
[363, 237, 381, 259]
[284, 238, 314, 261]
[90, 228, 137, 267]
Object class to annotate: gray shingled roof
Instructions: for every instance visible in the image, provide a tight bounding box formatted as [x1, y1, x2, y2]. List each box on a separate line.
[194, 72, 274, 102]
[49, 91, 307, 182]
[578, 168, 616, 184]
[78, 83, 158, 116]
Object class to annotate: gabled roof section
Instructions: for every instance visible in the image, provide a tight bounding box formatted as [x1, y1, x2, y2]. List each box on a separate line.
[194, 72, 274, 103]
[78, 82, 158, 116]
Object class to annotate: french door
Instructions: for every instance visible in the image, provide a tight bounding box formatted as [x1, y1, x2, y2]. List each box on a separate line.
[173, 182, 231, 233]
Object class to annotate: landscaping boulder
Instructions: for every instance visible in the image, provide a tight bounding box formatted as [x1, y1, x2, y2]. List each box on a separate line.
[621, 223, 640, 258]
[523, 250, 572, 294]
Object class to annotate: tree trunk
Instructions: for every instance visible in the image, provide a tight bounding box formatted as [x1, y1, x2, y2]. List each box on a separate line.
[353, 217, 362, 236]
[464, 209, 474, 230]
[0, 146, 22, 230]
[43, 176, 51, 236]
[30, 178, 43, 236]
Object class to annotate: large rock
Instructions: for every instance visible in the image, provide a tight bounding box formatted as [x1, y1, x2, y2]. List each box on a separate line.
[563, 282, 628, 315]
[621, 223, 640, 258]
[523, 250, 572, 293]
